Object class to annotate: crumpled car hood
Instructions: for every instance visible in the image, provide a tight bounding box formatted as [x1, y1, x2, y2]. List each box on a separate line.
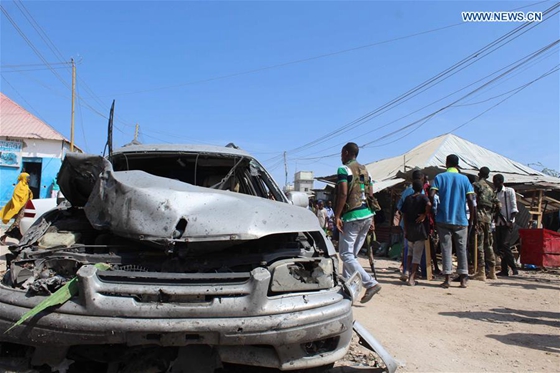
[83, 168, 321, 243]
[58, 153, 110, 207]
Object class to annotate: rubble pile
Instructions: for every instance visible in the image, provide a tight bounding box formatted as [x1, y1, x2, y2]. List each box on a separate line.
[335, 334, 383, 368]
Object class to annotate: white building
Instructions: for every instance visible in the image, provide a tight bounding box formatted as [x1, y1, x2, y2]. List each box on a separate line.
[294, 171, 314, 194]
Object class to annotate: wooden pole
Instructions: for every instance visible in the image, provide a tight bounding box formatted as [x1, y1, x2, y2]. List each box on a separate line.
[537, 190, 543, 228]
[425, 238, 433, 280]
[474, 230, 478, 274]
[70, 58, 75, 152]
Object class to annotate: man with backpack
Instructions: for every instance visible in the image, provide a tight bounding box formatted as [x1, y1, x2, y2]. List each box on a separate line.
[472, 167, 499, 281]
[334, 142, 381, 303]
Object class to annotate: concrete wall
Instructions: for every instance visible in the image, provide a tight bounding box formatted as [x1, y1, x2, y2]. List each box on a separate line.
[0, 138, 69, 206]
[294, 171, 314, 192]
[294, 179, 314, 193]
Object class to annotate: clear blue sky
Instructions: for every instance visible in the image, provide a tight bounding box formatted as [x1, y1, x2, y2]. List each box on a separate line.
[2, 1, 559, 186]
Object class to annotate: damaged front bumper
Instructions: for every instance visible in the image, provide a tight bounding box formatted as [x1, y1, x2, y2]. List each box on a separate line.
[0, 265, 353, 371]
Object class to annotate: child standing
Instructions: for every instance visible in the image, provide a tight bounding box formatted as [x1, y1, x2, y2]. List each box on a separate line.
[401, 180, 432, 286]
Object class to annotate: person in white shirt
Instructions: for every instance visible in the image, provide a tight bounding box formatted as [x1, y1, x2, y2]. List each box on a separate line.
[316, 200, 329, 233]
[493, 174, 519, 276]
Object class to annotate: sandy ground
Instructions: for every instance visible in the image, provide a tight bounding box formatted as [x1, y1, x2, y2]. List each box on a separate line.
[352, 257, 560, 372]
[1, 238, 558, 373]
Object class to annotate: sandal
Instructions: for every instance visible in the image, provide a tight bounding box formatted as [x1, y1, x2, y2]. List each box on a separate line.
[440, 282, 450, 289]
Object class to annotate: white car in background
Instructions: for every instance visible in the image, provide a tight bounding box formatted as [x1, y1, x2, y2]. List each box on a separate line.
[19, 193, 63, 235]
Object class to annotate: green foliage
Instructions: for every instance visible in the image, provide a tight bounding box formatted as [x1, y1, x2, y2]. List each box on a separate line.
[5, 263, 111, 333]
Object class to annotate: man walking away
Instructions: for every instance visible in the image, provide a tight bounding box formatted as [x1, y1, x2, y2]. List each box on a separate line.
[401, 180, 432, 286]
[334, 142, 381, 303]
[493, 174, 519, 276]
[430, 155, 476, 288]
[472, 167, 499, 281]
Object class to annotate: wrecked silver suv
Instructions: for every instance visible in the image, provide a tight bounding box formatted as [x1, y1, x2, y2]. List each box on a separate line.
[0, 144, 365, 373]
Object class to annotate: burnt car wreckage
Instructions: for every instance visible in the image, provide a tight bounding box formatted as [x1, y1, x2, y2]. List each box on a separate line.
[0, 144, 397, 373]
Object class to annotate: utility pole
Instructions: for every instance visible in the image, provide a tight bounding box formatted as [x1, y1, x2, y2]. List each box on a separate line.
[134, 123, 139, 142]
[283, 151, 288, 187]
[70, 58, 75, 152]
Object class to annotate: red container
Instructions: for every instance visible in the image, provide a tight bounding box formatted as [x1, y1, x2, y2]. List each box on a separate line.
[518, 229, 560, 267]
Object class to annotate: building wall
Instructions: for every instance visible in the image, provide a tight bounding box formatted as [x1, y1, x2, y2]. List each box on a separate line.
[0, 138, 68, 206]
[295, 171, 313, 181]
[294, 180, 314, 193]
[294, 171, 314, 193]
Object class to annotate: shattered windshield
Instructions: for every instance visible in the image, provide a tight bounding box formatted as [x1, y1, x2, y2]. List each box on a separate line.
[110, 151, 286, 202]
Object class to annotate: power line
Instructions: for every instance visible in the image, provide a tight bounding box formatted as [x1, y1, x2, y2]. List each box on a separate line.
[14, 0, 68, 62]
[292, 5, 559, 157]
[103, 23, 467, 98]
[453, 46, 559, 106]
[4, 2, 137, 136]
[265, 4, 559, 164]
[1, 4, 71, 89]
[287, 41, 559, 162]
[101, 1, 551, 98]
[322, 41, 560, 155]
[358, 42, 559, 147]
[1, 74, 46, 121]
[1, 65, 71, 73]
[1, 61, 71, 68]
[6, 69, 69, 99]
[447, 65, 560, 133]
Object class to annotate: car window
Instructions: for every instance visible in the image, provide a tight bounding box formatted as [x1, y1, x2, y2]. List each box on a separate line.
[111, 152, 286, 201]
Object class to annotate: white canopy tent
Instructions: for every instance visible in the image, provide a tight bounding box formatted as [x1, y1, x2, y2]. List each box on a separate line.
[316, 134, 560, 225]
[363, 133, 560, 190]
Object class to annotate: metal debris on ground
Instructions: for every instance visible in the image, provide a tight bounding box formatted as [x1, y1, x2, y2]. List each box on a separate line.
[335, 334, 383, 369]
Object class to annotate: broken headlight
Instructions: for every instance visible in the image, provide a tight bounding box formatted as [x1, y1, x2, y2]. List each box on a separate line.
[269, 258, 335, 293]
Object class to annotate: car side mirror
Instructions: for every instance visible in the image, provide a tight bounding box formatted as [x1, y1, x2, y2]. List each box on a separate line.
[286, 191, 309, 208]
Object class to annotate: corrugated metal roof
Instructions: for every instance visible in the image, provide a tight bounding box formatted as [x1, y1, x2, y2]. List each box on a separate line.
[0, 92, 67, 141]
[317, 134, 560, 191]
[365, 133, 560, 188]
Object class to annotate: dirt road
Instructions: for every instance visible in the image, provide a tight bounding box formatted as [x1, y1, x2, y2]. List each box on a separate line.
[353, 257, 560, 372]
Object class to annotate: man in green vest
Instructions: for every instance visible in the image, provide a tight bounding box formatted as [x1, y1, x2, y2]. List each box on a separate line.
[334, 142, 381, 303]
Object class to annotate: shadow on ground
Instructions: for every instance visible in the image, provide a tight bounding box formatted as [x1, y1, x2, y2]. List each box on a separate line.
[439, 307, 560, 328]
[486, 333, 560, 354]
[487, 275, 560, 291]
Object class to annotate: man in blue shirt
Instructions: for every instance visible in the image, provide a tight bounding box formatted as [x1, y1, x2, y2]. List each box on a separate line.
[430, 154, 476, 289]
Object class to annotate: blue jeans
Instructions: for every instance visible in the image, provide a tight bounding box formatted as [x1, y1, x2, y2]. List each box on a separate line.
[339, 217, 378, 288]
[437, 223, 468, 275]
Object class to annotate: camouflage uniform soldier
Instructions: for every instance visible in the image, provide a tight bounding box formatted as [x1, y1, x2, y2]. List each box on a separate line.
[472, 167, 499, 281]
